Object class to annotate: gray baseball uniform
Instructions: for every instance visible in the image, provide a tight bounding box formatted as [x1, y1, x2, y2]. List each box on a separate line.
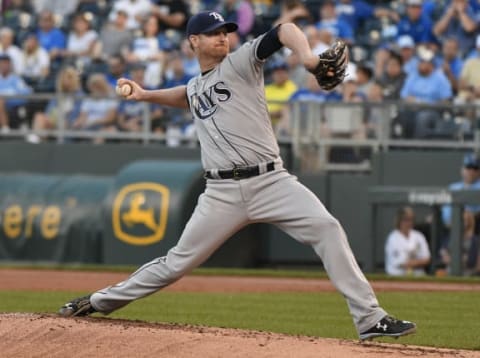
[90, 33, 386, 334]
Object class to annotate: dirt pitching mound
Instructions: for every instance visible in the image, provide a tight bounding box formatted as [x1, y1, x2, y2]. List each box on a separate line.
[1, 313, 478, 358]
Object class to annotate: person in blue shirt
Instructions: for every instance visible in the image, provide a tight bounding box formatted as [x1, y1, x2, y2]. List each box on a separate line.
[396, 0, 436, 44]
[0, 54, 32, 130]
[437, 153, 480, 275]
[441, 153, 480, 229]
[36, 11, 66, 63]
[290, 75, 342, 103]
[105, 55, 129, 89]
[401, 49, 452, 103]
[400, 47, 453, 138]
[433, 0, 477, 57]
[438, 37, 464, 93]
[179, 39, 200, 80]
[316, 0, 354, 44]
[335, 0, 399, 33]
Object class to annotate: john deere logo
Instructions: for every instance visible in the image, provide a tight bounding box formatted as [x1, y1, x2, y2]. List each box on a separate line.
[112, 182, 170, 245]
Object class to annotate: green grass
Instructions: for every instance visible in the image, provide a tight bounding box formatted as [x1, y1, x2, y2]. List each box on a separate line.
[2, 263, 480, 284]
[1, 290, 479, 350]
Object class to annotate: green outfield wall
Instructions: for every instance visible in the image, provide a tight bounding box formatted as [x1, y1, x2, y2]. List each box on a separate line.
[0, 142, 471, 271]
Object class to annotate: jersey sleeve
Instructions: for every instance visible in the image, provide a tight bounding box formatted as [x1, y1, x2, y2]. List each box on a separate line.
[226, 33, 270, 84]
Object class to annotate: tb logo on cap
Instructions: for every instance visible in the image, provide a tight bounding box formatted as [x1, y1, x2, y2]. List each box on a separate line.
[209, 12, 224, 22]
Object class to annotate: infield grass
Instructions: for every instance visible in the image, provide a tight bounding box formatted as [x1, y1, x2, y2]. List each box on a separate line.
[1, 290, 479, 351]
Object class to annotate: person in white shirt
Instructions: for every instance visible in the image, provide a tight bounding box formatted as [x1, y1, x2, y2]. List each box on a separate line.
[20, 33, 50, 83]
[64, 13, 98, 69]
[385, 206, 431, 276]
[108, 0, 152, 31]
[0, 27, 24, 75]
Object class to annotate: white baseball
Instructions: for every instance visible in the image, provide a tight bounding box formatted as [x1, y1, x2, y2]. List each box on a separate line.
[116, 83, 132, 96]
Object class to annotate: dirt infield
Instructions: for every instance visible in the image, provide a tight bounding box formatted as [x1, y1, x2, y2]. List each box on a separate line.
[1, 269, 480, 358]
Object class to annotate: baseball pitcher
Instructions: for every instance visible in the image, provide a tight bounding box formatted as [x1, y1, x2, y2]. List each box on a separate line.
[59, 11, 416, 341]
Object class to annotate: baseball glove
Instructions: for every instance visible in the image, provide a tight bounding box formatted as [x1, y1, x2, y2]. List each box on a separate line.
[308, 40, 348, 91]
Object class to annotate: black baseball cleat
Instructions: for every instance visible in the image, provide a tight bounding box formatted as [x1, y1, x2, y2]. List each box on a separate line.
[359, 315, 416, 341]
[58, 295, 96, 317]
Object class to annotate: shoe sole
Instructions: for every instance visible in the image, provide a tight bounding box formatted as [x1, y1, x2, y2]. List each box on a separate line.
[359, 326, 417, 341]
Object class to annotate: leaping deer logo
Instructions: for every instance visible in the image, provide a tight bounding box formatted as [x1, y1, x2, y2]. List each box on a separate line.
[113, 182, 170, 246]
[122, 192, 159, 232]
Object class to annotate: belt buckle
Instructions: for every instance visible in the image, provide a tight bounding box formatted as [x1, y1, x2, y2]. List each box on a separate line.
[232, 167, 242, 180]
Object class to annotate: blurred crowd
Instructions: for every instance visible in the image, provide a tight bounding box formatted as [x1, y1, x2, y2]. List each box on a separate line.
[0, 0, 479, 147]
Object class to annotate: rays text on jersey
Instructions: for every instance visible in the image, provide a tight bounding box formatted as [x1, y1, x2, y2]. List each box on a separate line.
[191, 81, 232, 120]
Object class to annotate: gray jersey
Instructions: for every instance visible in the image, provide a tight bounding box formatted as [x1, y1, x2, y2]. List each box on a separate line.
[186, 35, 280, 170]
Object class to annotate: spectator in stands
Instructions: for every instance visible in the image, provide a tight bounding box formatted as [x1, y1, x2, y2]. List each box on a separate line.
[179, 39, 200, 80]
[335, 0, 399, 33]
[125, 14, 166, 89]
[163, 54, 190, 88]
[433, 0, 477, 57]
[105, 55, 128, 89]
[291, 72, 342, 129]
[284, 25, 332, 88]
[438, 206, 480, 276]
[439, 37, 464, 93]
[20, 32, 50, 88]
[0, 54, 32, 132]
[441, 153, 480, 230]
[32, 0, 79, 17]
[63, 13, 99, 70]
[453, 35, 480, 137]
[287, 73, 342, 171]
[97, 9, 133, 61]
[151, 0, 189, 32]
[355, 63, 374, 97]
[0, 27, 24, 75]
[314, 75, 369, 163]
[2, 0, 34, 37]
[117, 63, 165, 134]
[377, 52, 406, 100]
[265, 60, 297, 135]
[108, 0, 152, 31]
[316, 0, 354, 45]
[365, 81, 390, 138]
[396, 0, 436, 45]
[28, 66, 83, 143]
[71, 73, 118, 143]
[272, 0, 311, 28]
[400, 47, 453, 138]
[35, 11, 67, 64]
[161, 53, 196, 144]
[394, 35, 418, 75]
[305, 24, 331, 55]
[456, 35, 480, 104]
[3, 0, 33, 16]
[290, 73, 342, 104]
[215, 0, 255, 39]
[385, 206, 431, 276]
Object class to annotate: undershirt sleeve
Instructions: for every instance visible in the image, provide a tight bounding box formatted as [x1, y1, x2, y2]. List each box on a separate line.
[256, 25, 284, 60]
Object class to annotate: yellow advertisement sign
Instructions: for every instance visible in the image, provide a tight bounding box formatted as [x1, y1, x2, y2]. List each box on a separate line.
[112, 182, 170, 246]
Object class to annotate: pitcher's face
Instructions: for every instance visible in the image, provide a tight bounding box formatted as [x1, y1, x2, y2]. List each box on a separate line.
[193, 27, 230, 61]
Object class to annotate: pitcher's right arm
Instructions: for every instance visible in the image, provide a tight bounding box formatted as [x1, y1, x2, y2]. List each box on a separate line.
[117, 78, 189, 109]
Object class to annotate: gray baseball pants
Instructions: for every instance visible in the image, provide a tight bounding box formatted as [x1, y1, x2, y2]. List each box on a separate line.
[90, 165, 386, 333]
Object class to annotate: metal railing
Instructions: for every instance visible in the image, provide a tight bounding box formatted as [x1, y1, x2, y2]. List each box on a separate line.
[1, 93, 479, 171]
[288, 100, 480, 171]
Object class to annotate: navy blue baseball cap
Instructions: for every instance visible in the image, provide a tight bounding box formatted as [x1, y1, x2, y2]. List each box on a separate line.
[186, 11, 238, 37]
[463, 153, 480, 169]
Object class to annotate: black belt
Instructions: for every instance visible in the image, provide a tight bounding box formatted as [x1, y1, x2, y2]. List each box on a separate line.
[205, 161, 275, 180]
